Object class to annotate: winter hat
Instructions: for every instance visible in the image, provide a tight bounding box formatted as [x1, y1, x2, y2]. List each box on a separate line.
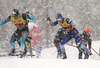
[86, 28, 91, 32]
[56, 13, 63, 19]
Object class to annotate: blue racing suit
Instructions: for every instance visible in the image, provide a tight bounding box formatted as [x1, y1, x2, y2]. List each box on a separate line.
[51, 18, 81, 54]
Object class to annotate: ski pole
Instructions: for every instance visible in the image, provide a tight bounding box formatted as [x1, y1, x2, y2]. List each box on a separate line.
[66, 44, 77, 47]
[52, 50, 57, 55]
[72, 29, 100, 56]
[47, 17, 62, 53]
[50, 25, 62, 53]
[29, 26, 35, 58]
[87, 44, 100, 56]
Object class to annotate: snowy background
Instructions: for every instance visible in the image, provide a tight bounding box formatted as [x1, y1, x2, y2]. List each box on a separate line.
[0, 0, 100, 49]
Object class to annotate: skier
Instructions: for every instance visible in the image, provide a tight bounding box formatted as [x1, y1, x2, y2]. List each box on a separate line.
[77, 28, 92, 59]
[0, 8, 34, 58]
[53, 28, 66, 58]
[47, 13, 81, 59]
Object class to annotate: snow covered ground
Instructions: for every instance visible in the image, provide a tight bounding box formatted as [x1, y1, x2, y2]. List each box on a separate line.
[41, 41, 100, 59]
[0, 41, 100, 68]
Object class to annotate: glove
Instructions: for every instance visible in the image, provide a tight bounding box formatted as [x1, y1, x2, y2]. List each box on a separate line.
[47, 17, 52, 24]
[88, 50, 92, 55]
[24, 8, 29, 14]
[76, 45, 81, 49]
[47, 17, 50, 21]
[78, 46, 85, 53]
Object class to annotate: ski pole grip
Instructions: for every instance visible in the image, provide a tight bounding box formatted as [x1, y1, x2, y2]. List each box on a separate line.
[47, 17, 50, 20]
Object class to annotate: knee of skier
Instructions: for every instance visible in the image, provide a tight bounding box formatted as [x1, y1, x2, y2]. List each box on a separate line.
[60, 41, 64, 45]
[9, 36, 15, 49]
[22, 32, 28, 38]
[20, 35, 28, 52]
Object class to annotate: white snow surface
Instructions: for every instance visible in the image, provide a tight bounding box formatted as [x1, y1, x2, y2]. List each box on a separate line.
[0, 41, 100, 68]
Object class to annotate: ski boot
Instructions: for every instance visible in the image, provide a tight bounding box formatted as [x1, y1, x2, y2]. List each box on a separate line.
[88, 50, 92, 55]
[9, 48, 16, 56]
[61, 53, 67, 59]
[78, 49, 82, 59]
[57, 52, 61, 59]
[19, 51, 26, 58]
[78, 54, 82, 59]
[84, 52, 89, 59]
[24, 49, 27, 55]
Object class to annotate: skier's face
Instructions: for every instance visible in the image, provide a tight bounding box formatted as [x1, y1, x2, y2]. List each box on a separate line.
[86, 31, 91, 36]
[57, 18, 62, 22]
[13, 15, 19, 19]
[56, 18, 61, 21]
[12, 12, 19, 19]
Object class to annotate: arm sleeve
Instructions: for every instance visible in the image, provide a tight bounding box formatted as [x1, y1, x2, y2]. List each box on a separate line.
[81, 31, 86, 39]
[22, 14, 27, 20]
[0, 16, 10, 26]
[22, 13, 34, 20]
[66, 18, 76, 26]
[81, 34, 84, 39]
[51, 21, 58, 27]
[88, 35, 92, 50]
[88, 39, 92, 50]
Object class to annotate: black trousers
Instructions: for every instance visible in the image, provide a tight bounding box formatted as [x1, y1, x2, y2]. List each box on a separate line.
[78, 49, 89, 59]
[78, 40, 91, 59]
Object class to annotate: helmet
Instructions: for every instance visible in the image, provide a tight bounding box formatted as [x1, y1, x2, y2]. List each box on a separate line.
[56, 13, 63, 21]
[12, 9, 19, 16]
[86, 28, 91, 32]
